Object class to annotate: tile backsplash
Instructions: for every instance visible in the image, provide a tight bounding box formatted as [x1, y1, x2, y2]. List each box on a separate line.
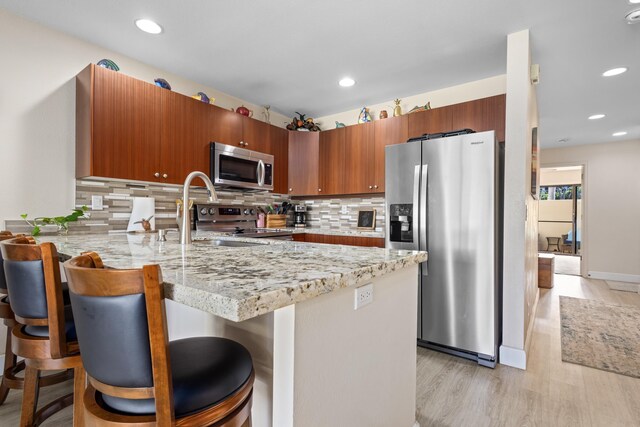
[296, 195, 385, 235]
[6, 179, 385, 236]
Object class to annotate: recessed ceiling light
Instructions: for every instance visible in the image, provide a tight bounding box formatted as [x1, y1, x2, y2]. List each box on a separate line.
[626, 9, 640, 24]
[612, 131, 628, 137]
[588, 114, 605, 120]
[135, 19, 163, 34]
[602, 67, 627, 77]
[629, 0, 640, 5]
[338, 77, 356, 87]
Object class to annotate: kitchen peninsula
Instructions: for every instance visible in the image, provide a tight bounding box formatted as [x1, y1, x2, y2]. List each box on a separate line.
[41, 231, 427, 427]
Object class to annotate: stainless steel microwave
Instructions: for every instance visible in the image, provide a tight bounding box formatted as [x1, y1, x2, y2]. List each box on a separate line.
[210, 142, 274, 191]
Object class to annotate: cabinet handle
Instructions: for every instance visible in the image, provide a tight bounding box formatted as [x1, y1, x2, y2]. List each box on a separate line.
[369, 185, 373, 189]
[289, 188, 293, 192]
[244, 142, 249, 147]
[318, 188, 322, 192]
[154, 172, 160, 178]
[163, 174, 168, 179]
[374, 185, 378, 189]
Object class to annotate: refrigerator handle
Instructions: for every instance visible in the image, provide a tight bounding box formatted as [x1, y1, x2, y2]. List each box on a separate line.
[413, 165, 420, 249]
[420, 164, 428, 271]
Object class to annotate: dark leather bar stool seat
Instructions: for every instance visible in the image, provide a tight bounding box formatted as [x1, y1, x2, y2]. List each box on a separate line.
[1, 236, 85, 426]
[64, 252, 255, 426]
[0, 233, 73, 408]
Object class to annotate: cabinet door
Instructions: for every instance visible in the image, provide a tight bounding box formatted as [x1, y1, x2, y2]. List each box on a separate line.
[209, 106, 243, 146]
[288, 132, 319, 196]
[242, 116, 270, 153]
[92, 66, 161, 182]
[450, 95, 506, 142]
[407, 107, 453, 140]
[318, 128, 346, 195]
[159, 91, 211, 185]
[269, 126, 289, 195]
[373, 115, 408, 193]
[344, 122, 375, 194]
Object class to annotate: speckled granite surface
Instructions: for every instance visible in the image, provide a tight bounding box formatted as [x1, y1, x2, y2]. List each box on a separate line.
[37, 232, 426, 322]
[560, 296, 640, 378]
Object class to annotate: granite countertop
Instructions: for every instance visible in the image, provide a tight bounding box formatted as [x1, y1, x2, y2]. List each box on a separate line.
[39, 232, 426, 322]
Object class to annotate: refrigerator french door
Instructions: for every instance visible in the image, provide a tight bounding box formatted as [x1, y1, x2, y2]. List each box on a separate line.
[385, 131, 502, 367]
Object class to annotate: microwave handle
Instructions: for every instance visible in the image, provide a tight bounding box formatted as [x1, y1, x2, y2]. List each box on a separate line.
[257, 160, 265, 187]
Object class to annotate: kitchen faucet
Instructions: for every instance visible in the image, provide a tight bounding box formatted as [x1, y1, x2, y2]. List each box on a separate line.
[179, 171, 218, 245]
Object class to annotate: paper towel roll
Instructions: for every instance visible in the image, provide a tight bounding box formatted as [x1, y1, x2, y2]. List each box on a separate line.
[127, 197, 156, 232]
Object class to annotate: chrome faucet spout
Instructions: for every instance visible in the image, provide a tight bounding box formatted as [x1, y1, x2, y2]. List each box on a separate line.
[180, 171, 218, 245]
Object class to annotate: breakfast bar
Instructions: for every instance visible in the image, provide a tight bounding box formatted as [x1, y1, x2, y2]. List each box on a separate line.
[40, 232, 427, 427]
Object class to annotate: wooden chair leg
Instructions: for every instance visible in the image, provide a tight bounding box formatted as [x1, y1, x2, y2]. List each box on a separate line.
[0, 324, 14, 404]
[21, 366, 40, 427]
[73, 365, 86, 427]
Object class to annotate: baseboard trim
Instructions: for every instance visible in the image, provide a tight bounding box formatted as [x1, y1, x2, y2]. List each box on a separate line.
[588, 271, 640, 284]
[499, 345, 526, 370]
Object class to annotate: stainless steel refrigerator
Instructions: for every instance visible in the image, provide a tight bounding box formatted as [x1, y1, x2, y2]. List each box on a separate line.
[385, 131, 503, 367]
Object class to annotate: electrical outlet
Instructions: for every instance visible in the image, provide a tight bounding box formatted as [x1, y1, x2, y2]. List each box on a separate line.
[340, 205, 348, 214]
[354, 283, 373, 310]
[91, 195, 103, 210]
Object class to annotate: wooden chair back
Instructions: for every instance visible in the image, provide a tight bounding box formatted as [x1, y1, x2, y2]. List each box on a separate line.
[0, 236, 71, 358]
[0, 232, 17, 294]
[63, 253, 175, 424]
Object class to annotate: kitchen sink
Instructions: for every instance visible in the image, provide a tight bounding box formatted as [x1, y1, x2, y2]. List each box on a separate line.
[193, 238, 266, 248]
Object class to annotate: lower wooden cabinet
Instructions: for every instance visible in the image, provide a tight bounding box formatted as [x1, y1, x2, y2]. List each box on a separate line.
[293, 233, 385, 248]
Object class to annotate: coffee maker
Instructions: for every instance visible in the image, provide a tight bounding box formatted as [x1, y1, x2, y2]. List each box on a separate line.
[294, 205, 307, 228]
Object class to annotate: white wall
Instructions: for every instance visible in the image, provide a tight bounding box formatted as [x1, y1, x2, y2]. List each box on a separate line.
[540, 168, 582, 186]
[315, 75, 506, 128]
[541, 139, 640, 281]
[500, 30, 539, 370]
[0, 9, 288, 228]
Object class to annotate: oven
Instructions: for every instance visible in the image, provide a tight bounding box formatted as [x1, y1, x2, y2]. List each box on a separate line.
[210, 142, 274, 191]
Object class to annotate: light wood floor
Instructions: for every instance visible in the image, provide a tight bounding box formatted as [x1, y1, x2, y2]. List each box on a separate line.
[0, 274, 638, 426]
[417, 274, 640, 427]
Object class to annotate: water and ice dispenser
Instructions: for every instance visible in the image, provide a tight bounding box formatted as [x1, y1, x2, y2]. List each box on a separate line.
[389, 204, 413, 243]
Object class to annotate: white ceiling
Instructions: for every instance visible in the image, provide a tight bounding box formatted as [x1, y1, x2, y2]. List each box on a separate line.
[1, 0, 638, 148]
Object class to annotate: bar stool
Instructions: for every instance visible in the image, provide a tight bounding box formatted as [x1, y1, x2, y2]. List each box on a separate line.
[0, 233, 73, 407]
[1, 236, 85, 426]
[64, 252, 255, 426]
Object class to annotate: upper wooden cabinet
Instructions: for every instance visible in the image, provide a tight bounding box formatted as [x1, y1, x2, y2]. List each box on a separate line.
[159, 90, 212, 185]
[344, 122, 375, 194]
[319, 128, 346, 195]
[373, 115, 408, 193]
[288, 132, 319, 196]
[407, 106, 453, 140]
[208, 106, 243, 147]
[77, 64, 161, 182]
[241, 116, 270, 153]
[76, 64, 288, 190]
[450, 94, 506, 142]
[269, 126, 289, 195]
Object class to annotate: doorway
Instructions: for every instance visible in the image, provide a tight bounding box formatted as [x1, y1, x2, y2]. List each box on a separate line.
[538, 166, 583, 276]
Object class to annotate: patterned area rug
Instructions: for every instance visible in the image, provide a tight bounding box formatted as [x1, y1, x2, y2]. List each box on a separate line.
[560, 296, 640, 378]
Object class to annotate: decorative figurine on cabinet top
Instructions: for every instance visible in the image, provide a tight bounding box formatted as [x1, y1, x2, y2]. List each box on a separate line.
[407, 102, 432, 114]
[262, 105, 271, 124]
[335, 121, 346, 128]
[379, 110, 388, 119]
[232, 105, 253, 117]
[358, 107, 372, 124]
[154, 78, 172, 90]
[192, 92, 215, 104]
[286, 112, 321, 131]
[393, 99, 402, 117]
[96, 59, 120, 71]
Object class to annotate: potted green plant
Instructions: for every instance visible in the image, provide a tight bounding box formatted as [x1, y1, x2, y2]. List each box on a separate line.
[20, 206, 89, 236]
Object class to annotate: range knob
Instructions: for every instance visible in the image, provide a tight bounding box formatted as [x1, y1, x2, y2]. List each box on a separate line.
[249, 209, 255, 215]
[200, 208, 208, 215]
[208, 208, 216, 215]
[243, 209, 250, 215]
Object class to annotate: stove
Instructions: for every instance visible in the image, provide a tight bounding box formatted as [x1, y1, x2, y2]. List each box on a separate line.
[194, 204, 293, 240]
